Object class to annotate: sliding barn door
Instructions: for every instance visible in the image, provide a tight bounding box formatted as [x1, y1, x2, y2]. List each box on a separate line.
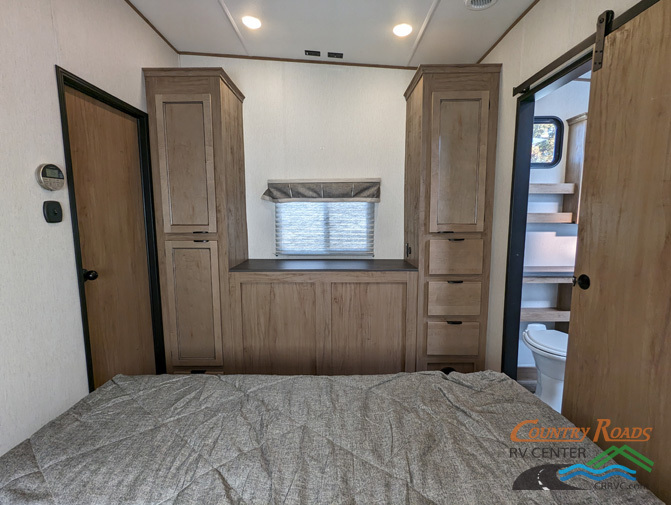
[562, 1, 671, 501]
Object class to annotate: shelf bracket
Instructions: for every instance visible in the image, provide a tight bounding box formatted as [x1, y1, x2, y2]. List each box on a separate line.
[593, 10, 614, 72]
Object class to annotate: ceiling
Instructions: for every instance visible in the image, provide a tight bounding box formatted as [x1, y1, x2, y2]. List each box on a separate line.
[128, 0, 536, 67]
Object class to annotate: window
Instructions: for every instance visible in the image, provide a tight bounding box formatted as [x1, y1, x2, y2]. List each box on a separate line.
[275, 201, 375, 256]
[531, 116, 563, 168]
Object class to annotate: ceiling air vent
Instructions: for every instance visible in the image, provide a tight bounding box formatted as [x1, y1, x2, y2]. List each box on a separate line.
[465, 0, 498, 10]
[305, 50, 321, 57]
[328, 52, 343, 59]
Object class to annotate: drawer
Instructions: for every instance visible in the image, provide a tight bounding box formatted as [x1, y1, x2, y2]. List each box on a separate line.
[428, 239, 483, 275]
[427, 281, 481, 316]
[427, 321, 479, 356]
[426, 362, 475, 373]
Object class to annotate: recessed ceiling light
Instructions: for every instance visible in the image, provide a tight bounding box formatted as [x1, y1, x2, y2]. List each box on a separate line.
[242, 16, 261, 29]
[393, 24, 413, 37]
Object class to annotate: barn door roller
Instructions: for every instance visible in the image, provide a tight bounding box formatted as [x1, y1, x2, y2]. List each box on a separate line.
[593, 10, 615, 72]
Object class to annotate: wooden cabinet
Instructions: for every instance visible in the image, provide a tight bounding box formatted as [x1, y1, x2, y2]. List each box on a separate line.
[145, 68, 248, 373]
[430, 91, 489, 233]
[164, 241, 222, 367]
[154, 94, 217, 233]
[228, 269, 417, 375]
[404, 65, 500, 372]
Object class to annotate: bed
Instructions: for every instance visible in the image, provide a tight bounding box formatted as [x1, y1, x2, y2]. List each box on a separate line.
[0, 371, 662, 504]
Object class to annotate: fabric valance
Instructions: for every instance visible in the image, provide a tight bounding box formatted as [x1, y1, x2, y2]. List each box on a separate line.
[261, 179, 381, 203]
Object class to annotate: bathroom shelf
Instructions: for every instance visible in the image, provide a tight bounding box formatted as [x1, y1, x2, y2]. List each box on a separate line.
[520, 308, 571, 322]
[523, 266, 574, 284]
[529, 183, 576, 195]
[527, 212, 574, 224]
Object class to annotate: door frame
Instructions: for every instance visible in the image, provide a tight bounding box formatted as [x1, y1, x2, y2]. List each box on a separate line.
[55, 66, 165, 391]
[501, 54, 592, 379]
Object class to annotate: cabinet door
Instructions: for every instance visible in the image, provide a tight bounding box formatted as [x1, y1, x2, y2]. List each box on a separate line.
[331, 282, 407, 374]
[164, 241, 223, 367]
[430, 91, 489, 232]
[155, 94, 216, 233]
[239, 282, 321, 374]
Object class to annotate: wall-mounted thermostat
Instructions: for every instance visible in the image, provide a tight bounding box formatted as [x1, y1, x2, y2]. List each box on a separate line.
[36, 163, 65, 191]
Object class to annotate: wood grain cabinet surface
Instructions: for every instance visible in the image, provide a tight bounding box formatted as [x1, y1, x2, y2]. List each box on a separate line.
[145, 68, 248, 373]
[404, 65, 500, 372]
[228, 271, 417, 375]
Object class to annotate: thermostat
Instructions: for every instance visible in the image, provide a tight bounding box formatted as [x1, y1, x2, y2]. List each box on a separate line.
[36, 164, 65, 191]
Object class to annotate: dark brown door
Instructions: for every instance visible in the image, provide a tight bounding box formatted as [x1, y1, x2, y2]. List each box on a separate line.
[562, 1, 671, 501]
[64, 85, 157, 388]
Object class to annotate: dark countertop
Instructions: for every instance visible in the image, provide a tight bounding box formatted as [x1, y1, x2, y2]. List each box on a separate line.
[230, 259, 418, 272]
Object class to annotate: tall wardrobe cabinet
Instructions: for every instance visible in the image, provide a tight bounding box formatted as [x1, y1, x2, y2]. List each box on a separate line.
[404, 65, 500, 372]
[144, 68, 248, 373]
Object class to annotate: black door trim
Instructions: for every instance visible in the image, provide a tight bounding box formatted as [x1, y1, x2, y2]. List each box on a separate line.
[55, 66, 165, 391]
[501, 56, 592, 379]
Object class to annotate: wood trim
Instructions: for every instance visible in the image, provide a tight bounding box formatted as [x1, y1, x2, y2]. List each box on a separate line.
[476, 0, 542, 64]
[143, 67, 245, 102]
[404, 64, 501, 100]
[123, 0, 178, 54]
[180, 51, 418, 72]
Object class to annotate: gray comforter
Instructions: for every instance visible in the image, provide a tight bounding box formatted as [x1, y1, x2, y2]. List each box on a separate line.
[0, 371, 662, 504]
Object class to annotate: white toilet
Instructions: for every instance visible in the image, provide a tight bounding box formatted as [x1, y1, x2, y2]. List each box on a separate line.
[522, 324, 569, 412]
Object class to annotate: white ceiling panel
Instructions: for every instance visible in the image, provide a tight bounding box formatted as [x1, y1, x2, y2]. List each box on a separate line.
[128, 0, 537, 66]
[411, 0, 535, 65]
[130, 0, 245, 54]
[223, 0, 434, 65]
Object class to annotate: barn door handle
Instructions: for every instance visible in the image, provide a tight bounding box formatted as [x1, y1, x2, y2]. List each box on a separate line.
[572, 274, 590, 290]
[82, 269, 98, 282]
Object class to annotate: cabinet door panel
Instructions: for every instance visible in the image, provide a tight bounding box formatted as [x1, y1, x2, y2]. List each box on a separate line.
[427, 281, 481, 316]
[428, 239, 484, 275]
[164, 241, 222, 366]
[155, 94, 216, 233]
[331, 283, 406, 374]
[240, 282, 319, 374]
[427, 322, 479, 356]
[430, 91, 489, 232]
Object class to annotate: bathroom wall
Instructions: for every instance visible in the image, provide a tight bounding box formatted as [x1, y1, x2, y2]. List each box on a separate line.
[0, 0, 177, 456]
[518, 79, 590, 366]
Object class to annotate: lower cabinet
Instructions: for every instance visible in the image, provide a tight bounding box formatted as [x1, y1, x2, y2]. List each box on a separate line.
[228, 271, 417, 374]
[164, 241, 223, 368]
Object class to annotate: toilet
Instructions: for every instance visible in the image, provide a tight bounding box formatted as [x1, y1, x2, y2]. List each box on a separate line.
[522, 324, 569, 412]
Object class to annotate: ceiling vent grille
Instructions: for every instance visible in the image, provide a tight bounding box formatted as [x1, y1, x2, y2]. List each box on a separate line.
[465, 0, 498, 10]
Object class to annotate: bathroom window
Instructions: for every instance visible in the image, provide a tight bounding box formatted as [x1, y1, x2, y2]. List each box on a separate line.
[262, 179, 380, 257]
[531, 116, 563, 168]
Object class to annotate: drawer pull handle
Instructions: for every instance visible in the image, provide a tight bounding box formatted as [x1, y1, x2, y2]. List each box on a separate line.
[192, 231, 208, 234]
[448, 238, 465, 242]
[446, 321, 463, 325]
[447, 280, 464, 284]
[194, 240, 210, 243]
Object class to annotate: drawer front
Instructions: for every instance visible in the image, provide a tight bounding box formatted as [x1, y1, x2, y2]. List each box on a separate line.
[427, 321, 479, 356]
[428, 239, 483, 275]
[427, 281, 481, 316]
[426, 362, 475, 373]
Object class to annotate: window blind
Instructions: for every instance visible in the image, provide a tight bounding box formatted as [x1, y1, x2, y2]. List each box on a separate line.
[275, 202, 375, 256]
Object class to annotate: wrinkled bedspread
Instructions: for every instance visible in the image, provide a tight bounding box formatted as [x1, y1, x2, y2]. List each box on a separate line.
[0, 371, 662, 504]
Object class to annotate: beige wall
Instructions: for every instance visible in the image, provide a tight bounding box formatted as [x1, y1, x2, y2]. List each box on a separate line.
[179, 55, 415, 259]
[481, 0, 640, 370]
[0, 0, 177, 455]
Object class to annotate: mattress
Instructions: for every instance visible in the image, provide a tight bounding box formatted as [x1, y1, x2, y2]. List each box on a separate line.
[0, 371, 662, 504]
